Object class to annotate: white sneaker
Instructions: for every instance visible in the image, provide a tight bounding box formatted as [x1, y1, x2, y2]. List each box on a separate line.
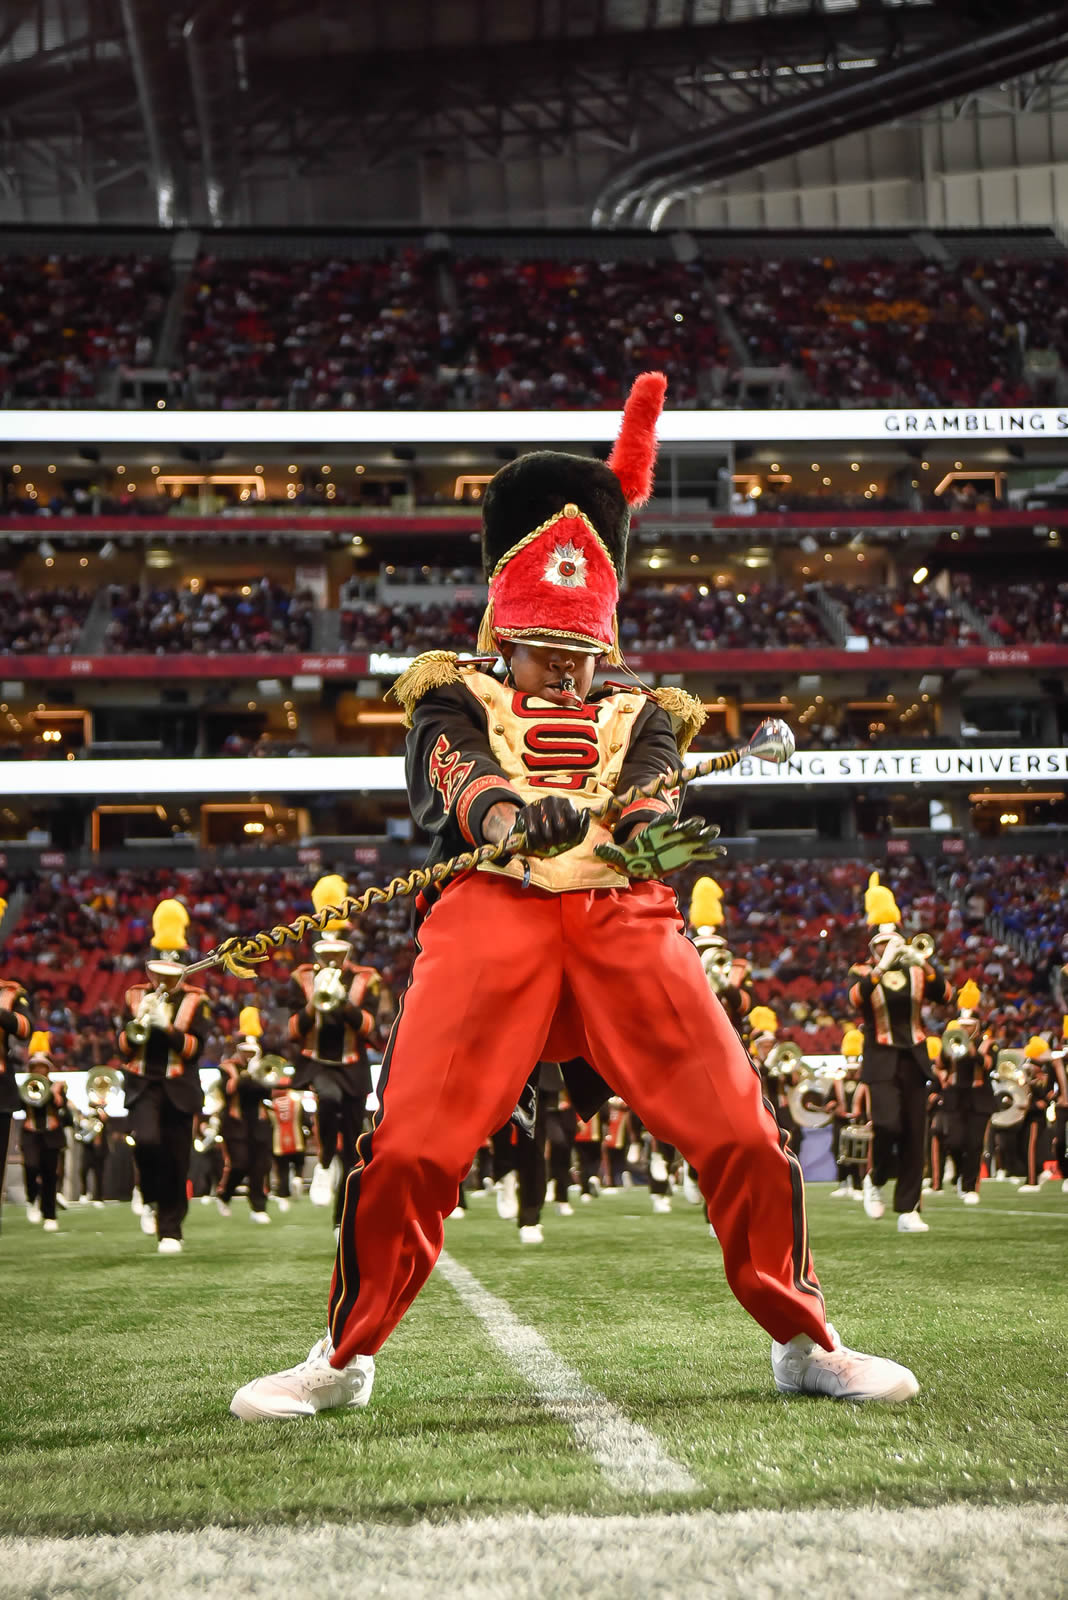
[995, 1170, 1007, 1182]
[862, 1174, 885, 1220]
[158, 1238, 183, 1255]
[1009, 1176, 1022, 1185]
[557, 1202, 574, 1217]
[1062, 1179, 1068, 1194]
[830, 1185, 852, 1200]
[496, 1170, 519, 1221]
[26, 1203, 42, 1224]
[200, 1194, 213, 1205]
[1018, 1184, 1041, 1193]
[651, 1194, 671, 1214]
[897, 1211, 929, 1233]
[649, 1151, 668, 1184]
[79, 1194, 90, 1206]
[580, 1192, 592, 1204]
[230, 1336, 375, 1420]
[708, 1221, 718, 1240]
[682, 1169, 702, 1206]
[93, 1200, 105, 1210]
[850, 1185, 864, 1202]
[216, 1198, 232, 1218]
[1038, 1170, 1053, 1186]
[447, 1205, 466, 1220]
[588, 1175, 602, 1197]
[140, 1208, 157, 1236]
[292, 1175, 304, 1197]
[131, 1188, 144, 1216]
[518, 1224, 544, 1244]
[275, 1197, 290, 1214]
[962, 1191, 980, 1206]
[309, 1165, 334, 1207]
[772, 1324, 918, 1403]
[43, 1219, 59, 1233]
[250, 1210, 271, 1225]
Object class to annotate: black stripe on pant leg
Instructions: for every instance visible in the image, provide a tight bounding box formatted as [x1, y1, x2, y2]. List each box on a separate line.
[328, 917, 423, 1346]
[746, 1051, 823, 1306]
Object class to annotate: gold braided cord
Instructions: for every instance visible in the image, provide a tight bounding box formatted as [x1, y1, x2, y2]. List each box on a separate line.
[190, 746, 742, 982]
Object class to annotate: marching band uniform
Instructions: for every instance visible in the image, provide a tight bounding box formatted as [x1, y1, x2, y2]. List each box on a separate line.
[233, 373, 919, 1420]
[924, 1038, 949, 1196]
[830, 1030, 866, 1200]
[270, 1086, 308, 1206]
[937, 986, 994, 1205]
[119, 901, 208, 1254]
[289, 879, 378, 1228]
[78, 1107, 110, 1205]
[0, 973, 32, 1232]
[20, 1050, 73, 1230]
[850, 877, 951, 1233]
[1018, 1036, 1061, 1191]
[217, 1030, 274, 1222]
[546, 1074, 579, 1215]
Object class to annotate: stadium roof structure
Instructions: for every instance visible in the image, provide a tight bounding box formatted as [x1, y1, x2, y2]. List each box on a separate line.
[1, 0, 1066, 229]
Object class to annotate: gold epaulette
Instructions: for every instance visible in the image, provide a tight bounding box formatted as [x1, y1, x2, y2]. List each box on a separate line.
[390, 651, 490, 728]
[649, 686, 707, 754]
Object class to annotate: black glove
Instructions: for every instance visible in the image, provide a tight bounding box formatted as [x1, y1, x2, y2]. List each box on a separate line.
[509, 797, 591, 859]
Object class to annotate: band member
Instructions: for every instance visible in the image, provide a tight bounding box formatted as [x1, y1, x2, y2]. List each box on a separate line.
[937, 985, 994, 1206]
[850, 876, 951, 1234]
[545, 1073, 578, 1215]
[269, 1082, 308, 1211]
[233, 372, 918, 1420]
[925, 1036, 949, 1196]
[1018, 1036, 1065, 1191]
[690, 876, 751, 1037]
[118, 900, 208, 1255]
[217, 1014, 274, 1223]
[830, 1029, 866, 1200]
[77, 1101, 111, 1207]
[1053, 1020, 1068, 1193]
[20, 1040, 73, 1231]
[0, 965, 32, 1233]
[289, 878, 378, 1228]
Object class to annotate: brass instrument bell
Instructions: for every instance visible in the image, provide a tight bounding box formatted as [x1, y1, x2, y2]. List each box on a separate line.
[18, 1072, 51, 1108]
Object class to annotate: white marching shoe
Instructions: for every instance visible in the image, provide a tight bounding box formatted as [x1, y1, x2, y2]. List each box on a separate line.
[830, 1184, 853, 1200]
[681, 1168, 702, 1206]
[157, 1237, 182, 1255]
[897, 1210, 929, 1233]
[275, 1197, 290, 1213]
[962, 1190, 980, 1206]
[556, 1201, 574, 1217]
[1018, 1184, 1041, 1194]
[862, 1174, 885, 1220]
[26, 1203, 42, 1224]
[250, 1210, 271, 1225]
[215, 1198, 232, 1219]
[140, 1207, 157, 1236]
[230, 1336, 375, 1421]
[447, 1205, 466, 1220]
[651, 1193, 672, 1214]
[130, 1187, 144, 1217]
[43, 1218, 59, 1233]
[518, 1224, 544, 1244]
[309, 1164, 334, 1207]
[772, 1325, 918, 1404]
[496, 1170, 519, 1221]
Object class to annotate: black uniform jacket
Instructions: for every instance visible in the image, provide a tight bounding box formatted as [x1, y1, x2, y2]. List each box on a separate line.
[119, 983, 208, 1117]
[849, 960, 952, 1083]
[0, 982, 33, 1115]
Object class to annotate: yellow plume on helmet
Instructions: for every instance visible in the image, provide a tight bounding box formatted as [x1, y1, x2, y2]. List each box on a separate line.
[239, 1006, 262, 1038]
[956, 980, 981, 1014]
[689, 877, 724, 930]
[0, 897, 6, 920]
[311, 874, 349, 932]
[841, 1028, 864, 1059]
[1063, 1015, 1068, 1041]
[151, 898, 189, 953]
[926, 1035, 943, 1063]
[28, 1029, 51, 1057]
[1024, 1036, 1050, 1060]
[748, 1005, 778, 1036]
[864, 871, 901, 928]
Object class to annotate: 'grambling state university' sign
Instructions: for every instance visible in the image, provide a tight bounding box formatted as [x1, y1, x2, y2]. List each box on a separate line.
[698, 747, 1068, 788]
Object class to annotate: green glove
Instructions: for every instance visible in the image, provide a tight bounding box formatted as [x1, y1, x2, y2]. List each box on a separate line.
[594, 816, 726, 881]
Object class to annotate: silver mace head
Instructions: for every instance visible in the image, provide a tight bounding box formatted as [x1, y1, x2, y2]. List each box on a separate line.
[744, 717, 796, 765]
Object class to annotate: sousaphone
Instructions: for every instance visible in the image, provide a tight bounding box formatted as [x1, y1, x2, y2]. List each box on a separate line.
[991, 1049, 1029, 1128]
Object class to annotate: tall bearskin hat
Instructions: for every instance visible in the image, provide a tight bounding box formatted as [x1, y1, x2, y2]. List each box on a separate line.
[476, 373, 667, 662]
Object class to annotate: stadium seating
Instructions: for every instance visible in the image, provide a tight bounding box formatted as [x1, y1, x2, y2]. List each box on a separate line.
[102, 582, 315, 653]
[0, 588, 93, 654]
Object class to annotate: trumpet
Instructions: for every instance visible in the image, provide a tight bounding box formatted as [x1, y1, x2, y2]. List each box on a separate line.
[310, 964, 347, 1014]
[75, 1109, 104, 1144]
[18, 1072, 51, 1108]
[125, 987, 174, 1048]
[86, 1066, 123, 1108]
[700, 944, 734, 995]
[875, 931, 935, 972]
[194, 1082, 226, 1152]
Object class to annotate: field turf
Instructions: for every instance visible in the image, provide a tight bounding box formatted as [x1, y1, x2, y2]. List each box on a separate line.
[2, 1181, 1067, 1538]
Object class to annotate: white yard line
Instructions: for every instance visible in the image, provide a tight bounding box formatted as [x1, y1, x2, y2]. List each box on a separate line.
[435, 1249, 698, 1496]
[3, 1505, 1067, 1600]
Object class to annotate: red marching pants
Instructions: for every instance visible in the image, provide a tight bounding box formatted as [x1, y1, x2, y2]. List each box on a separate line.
[328, 873, 831, 1365]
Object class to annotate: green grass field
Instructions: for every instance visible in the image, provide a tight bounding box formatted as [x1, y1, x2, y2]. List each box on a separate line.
[2, 1182, 1067, 1538]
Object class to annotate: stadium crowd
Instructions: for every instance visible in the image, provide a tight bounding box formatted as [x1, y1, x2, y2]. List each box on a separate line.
[0, 588, 94, 655]
[824, 580, 974, 646]
[4, 244, 1067, 410]
[102, 581, 315, 654]
[2, 856, 1062, 1072]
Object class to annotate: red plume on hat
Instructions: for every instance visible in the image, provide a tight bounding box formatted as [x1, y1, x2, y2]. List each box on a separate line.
[477, 372, 667, 661]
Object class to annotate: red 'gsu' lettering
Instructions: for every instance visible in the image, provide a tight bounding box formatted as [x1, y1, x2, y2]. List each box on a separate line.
[427, 734, 475, 809]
